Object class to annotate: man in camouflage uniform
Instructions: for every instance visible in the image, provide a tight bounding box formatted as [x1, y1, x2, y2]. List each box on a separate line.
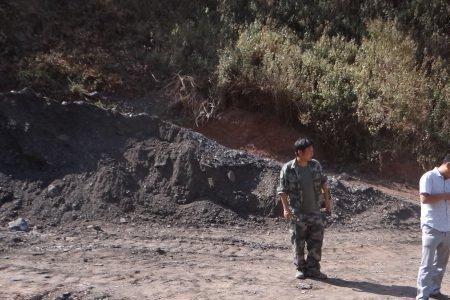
[277, 138, 332, 279]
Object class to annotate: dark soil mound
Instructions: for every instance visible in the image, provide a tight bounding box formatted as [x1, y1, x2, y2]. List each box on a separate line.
[0, 90, 420, 229]
[0, 90, 280, 226]
[327, 178, 420, 229]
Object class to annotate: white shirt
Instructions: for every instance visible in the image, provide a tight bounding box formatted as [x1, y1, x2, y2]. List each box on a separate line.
[419, 168, 450, 232]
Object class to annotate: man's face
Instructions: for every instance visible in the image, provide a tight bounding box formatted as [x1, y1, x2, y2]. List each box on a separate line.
[444, 162, 450, 175]
[297, 145, 314, 161]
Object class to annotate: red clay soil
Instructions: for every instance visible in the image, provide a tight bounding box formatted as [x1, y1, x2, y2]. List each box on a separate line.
[192, 109, 312, 162]
[192, 108, 423, 187]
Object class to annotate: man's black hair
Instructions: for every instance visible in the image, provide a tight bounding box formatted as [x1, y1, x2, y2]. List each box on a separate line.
[442, 153, 450, 165]
[294, 138, 313, 153]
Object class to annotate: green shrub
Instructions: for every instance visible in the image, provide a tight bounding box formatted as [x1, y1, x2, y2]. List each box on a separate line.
[18, 50, 122, 98]
[1, 0, 225, 97]
[353, 21, 429, 165]
[217, 22, 362, 161]
[354, 20, 428, 135]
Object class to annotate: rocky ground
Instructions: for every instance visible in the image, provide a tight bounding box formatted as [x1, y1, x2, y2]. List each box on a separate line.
[0, 90, 429, 299]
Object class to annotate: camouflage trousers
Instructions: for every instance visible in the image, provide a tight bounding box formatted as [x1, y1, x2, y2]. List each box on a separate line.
[290, 212, 324, 273]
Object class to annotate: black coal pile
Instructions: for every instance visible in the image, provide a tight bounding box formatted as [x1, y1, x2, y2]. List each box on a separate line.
[0, 90, 420, 229]
[0, 90, 279, 226]
[327, 178, 420, 229]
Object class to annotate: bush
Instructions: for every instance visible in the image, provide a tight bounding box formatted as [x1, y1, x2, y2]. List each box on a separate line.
[353, 20, 449, 167]
[354, 20, 428, 135]
[1, 0, 225, 97]
[217, 22, 362, 161]
[217, 18, 450, 166]
[18, 50, 122, 98]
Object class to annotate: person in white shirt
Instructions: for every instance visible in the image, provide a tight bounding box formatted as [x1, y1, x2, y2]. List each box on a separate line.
[417, 154, 450, 300]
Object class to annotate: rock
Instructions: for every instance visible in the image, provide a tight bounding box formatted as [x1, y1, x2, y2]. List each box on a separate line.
[56, 292, 72, 300]
[87, 225, 103, 232]
[337, 172, 353, 181]
[47, 184, 60, 198]
[119, 217, 127, 224]
[207, 178, 214, 188]
[11, 236, 23, 243]
[297, 282, 313, 290]
[156, 247, 167, 255]
[8, 218, 29, 231]
[10, 278, 22, 281]
[30, 294, 45, 300]
[65, 236, 77, 242]
[227, 170, 236, 182]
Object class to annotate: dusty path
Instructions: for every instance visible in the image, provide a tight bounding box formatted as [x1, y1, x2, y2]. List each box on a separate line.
[0, 221, 433, 300]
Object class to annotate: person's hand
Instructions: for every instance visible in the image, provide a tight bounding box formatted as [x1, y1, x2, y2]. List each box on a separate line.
[283, 208, 293, 220]
[325, 200, 332, 215]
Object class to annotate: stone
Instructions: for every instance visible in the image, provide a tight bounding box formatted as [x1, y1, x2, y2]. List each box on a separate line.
[227, 170, 236, 182]
[65, 236, 77, 242]
[30, 294, 45, 300]
[156, 247, 167, 255]
[47, 184, 60, 198]
[8, 218, 29, 231]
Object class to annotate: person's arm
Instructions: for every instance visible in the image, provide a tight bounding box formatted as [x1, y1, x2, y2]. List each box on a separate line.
[419, 173, 450, 204]
[277, 166, 293, 220]
[279, 192, 293, 220]
[322, 182, 332, 213]
[316, 161, 331, 213]
[420, 193, 450, 204]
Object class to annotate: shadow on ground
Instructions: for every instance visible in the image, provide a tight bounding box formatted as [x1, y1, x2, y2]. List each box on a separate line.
[322, 277, 417, 298]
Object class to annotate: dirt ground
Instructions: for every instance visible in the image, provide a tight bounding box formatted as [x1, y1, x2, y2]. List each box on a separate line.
[0, 220, 432, 300]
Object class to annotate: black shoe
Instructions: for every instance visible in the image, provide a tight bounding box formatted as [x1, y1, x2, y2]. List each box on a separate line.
[430, 292, 449, 300]
[306, 270, 328, 279]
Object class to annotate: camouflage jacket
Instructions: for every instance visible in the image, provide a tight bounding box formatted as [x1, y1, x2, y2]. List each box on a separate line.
[277, 159, 327, 215]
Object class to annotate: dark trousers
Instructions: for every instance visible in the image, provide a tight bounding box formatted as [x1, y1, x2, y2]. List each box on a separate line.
[290, 212, 324, 273]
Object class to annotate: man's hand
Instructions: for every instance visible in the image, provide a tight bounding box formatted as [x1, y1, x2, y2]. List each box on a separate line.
[283, 208, 293, 220]
[322, 182, 332, 215]
[279, 193, 293, 220]
[324, 201, 332, 215]
[420, 193, 450, 204]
